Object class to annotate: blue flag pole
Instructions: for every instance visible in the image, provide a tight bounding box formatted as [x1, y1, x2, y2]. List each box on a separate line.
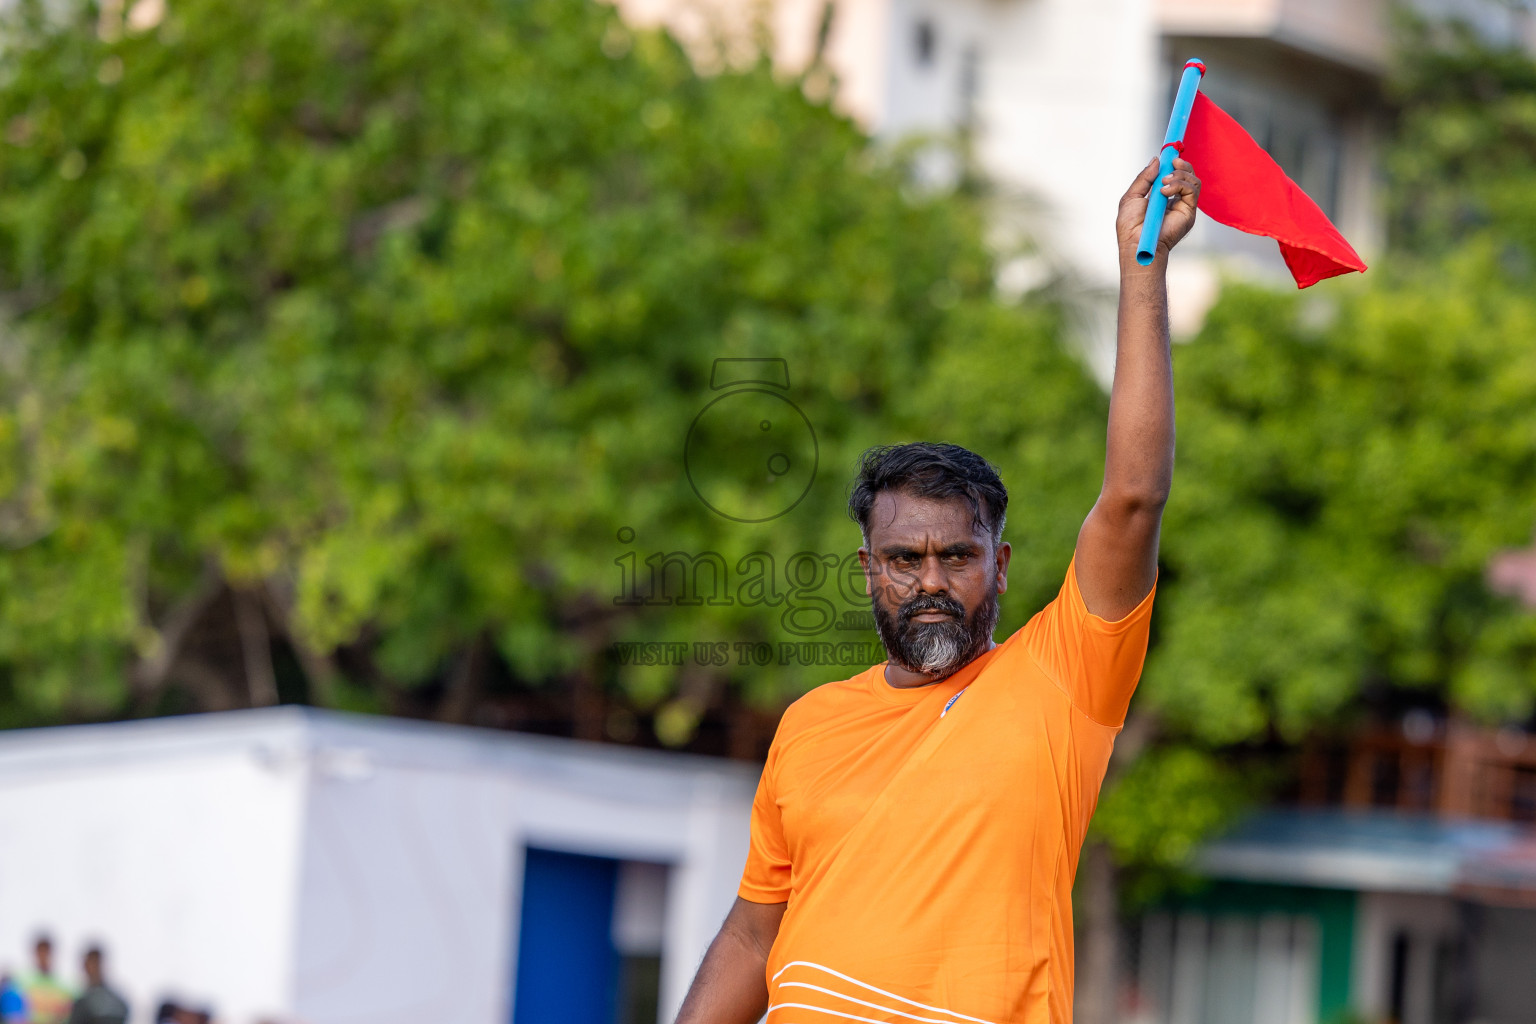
[1137, 59, 1206, 266]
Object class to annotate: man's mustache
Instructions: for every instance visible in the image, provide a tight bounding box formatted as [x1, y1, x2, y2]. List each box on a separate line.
[898, 593, 966, 627]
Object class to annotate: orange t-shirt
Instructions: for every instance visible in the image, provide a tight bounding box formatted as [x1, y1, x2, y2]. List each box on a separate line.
[738, 557, 1155, 1024]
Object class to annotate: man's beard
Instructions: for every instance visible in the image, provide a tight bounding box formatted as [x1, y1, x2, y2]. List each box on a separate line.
[872, 581, 1000, 679]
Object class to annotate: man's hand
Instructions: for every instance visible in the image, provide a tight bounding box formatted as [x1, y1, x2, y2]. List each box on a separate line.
[1116, 156, 1200, 266]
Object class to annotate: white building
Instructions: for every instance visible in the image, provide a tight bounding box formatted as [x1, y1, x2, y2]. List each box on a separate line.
[0, 708, 757, 1024]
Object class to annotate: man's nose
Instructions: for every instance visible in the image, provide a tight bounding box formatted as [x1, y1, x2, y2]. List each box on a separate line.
[916, 555, 950, 593]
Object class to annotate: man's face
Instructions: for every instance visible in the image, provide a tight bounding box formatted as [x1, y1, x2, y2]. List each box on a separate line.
[858, 490, 1010, 679]
[34, 942, 50, 974]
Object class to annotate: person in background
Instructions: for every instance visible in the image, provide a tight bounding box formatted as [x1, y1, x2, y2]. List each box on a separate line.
[154, 999, 213, 1024]
[0, 972, 26, 1023]
[18, 935, 73, 1024]
[65, 947, 126, 1024]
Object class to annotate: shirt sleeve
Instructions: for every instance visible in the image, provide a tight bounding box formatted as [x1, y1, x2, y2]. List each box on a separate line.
[737, 739, 792, 903]
[1021, 554, 1156, 728]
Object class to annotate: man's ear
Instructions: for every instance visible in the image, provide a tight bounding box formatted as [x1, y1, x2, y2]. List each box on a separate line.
[858, 547, 872, 595]
[995, 541, 1011, 594]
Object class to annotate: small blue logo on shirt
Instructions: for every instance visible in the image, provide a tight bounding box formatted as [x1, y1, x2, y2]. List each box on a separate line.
[941, 687, 969, 718]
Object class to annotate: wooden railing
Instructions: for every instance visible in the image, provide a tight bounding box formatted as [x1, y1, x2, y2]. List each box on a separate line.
[1297, 723, 1536, 822]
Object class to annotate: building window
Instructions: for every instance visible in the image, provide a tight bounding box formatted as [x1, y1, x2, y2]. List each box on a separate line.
[959, 44, 981, 127]
[1131, 912, 1320, 1024]
[914, 19, 936, 68]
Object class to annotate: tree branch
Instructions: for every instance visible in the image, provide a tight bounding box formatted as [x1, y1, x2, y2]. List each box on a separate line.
[437, 632, 487, 725]
[129, 561, 223, 709]
[233, 586, 279, 707]
[260, 580, 341, 706]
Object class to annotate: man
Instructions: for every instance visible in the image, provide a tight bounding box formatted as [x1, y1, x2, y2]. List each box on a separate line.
[673, 156, 1201, 1024]
[18, 935, 73, 1024]
[66, 948, 127, 1024]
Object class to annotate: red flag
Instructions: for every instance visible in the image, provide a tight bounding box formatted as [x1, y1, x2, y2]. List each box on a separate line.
[1182, 92, 1367, 289]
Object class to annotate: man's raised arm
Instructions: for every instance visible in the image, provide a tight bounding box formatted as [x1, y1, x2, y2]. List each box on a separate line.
[1074, 157, 1201, 621]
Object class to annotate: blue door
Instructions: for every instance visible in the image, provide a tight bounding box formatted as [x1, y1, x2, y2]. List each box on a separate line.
[512, 847, 621, 1024]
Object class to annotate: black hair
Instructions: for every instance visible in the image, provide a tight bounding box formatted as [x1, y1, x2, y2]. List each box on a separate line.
[848, 442, 1008, 546]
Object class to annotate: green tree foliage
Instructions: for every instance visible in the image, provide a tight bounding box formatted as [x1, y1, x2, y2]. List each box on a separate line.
[0, 0, 1105, 730]
[1147, 258, 1536, 743]
[1388, 16, 1536, 258]
[1091, 746, 1249, 900]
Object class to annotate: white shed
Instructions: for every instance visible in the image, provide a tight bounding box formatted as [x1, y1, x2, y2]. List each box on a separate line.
[0, 708, 758, 1024]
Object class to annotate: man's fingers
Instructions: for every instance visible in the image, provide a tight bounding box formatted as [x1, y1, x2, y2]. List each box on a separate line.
[1160, 168, 1199, 190]
[1123, 158, 1159, 201]
[1128, 158, 1201, 204]
[1159, 170, 1200, 199]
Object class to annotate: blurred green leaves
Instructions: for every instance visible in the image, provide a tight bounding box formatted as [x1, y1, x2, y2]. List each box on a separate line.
[1388, 16, 1536, 260]
[0, 0, 1103, 726]
[1091, 746, 1252, 903]
[1155, 249, 1536, 732]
